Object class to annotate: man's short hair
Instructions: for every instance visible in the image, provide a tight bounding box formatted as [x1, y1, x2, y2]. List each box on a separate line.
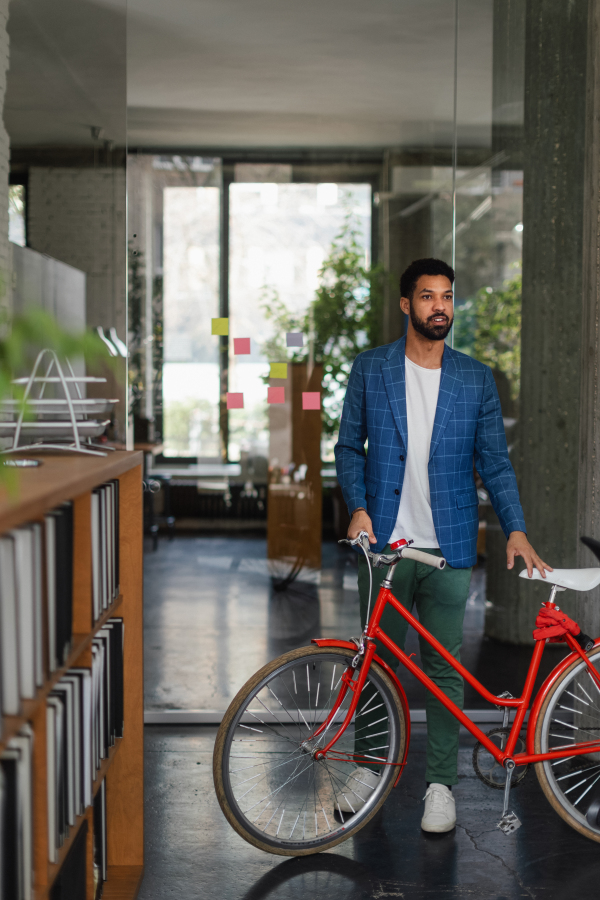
[400, 258, 455, 300]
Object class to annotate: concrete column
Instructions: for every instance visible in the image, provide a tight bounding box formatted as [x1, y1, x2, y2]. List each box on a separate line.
[485, 0, 596, 643]
[577, 0, 600, 635]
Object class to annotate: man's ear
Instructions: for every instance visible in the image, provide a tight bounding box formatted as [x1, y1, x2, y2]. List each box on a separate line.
[399, 296, 410, 316]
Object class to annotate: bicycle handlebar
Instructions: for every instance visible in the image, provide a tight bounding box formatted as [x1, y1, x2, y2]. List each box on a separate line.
[401, 547, 446, 569]
[339, 532, 446, 571]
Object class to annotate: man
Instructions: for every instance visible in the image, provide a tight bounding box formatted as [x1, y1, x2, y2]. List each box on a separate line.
[334, 257, 550, 833]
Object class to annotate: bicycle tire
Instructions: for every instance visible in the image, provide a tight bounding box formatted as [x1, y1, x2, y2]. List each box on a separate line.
[534, 646, 600, 842]
[213, 645, 407, 856]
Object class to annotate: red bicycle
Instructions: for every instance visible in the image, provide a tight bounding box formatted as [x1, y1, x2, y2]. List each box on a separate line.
[213, 532, 600, 855]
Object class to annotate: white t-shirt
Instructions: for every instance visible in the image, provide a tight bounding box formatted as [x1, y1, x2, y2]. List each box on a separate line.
[389, 356, 441, 548]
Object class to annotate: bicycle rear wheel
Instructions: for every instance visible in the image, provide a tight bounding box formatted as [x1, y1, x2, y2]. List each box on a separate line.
[534, 646, 600, 841]
[213, 645, 408, 856]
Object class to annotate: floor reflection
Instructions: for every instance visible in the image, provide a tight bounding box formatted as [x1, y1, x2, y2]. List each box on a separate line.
[267, 581, 321, 657]
[144, 535, 568, 712]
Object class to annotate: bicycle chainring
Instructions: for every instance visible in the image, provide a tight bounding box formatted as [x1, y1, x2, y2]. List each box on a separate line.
[472, 728, 529, 789]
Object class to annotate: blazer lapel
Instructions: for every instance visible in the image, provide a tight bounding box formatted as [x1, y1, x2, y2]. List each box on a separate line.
[429, 346, 462, 461]
[381, 338, 408, 448]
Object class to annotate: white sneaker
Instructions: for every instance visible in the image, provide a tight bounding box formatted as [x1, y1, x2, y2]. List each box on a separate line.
[337, 767, 380, 814]
[421, 783, 456, 833]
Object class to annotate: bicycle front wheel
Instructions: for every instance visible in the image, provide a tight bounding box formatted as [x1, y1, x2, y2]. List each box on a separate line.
[534, 646, 600, 842]
[213, 645, 408, 856]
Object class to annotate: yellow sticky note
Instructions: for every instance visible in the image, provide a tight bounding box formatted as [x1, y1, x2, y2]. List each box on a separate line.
[211, 318, 229, 336]
[270, 363, 288, 379]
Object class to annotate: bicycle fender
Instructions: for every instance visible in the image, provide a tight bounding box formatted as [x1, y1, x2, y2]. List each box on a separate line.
[311, 638, 411, 785]
[525, 638, 600, 755]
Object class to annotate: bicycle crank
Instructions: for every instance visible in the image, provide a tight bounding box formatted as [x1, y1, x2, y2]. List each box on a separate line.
[472, 728, 529, 789]
[497, 759, 522, 835]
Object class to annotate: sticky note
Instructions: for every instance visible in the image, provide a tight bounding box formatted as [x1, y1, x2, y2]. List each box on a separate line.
[268, 386, 285, 404]
[302, 392, 321, 410]
[226, 392, 244, 409]
[233, 338, 251, 355]
[286, 332, 304, 347]
[270, 363, 288, 379]
[211, 318, 229, 336]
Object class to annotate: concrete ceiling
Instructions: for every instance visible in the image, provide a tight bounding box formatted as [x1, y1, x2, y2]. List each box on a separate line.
[4, 0, 126, 148]
[127, 0, 493, 149]
[5, 0, 493, 151]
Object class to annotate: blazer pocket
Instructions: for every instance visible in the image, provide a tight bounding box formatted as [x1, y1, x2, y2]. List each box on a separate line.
[365, 479, 378, 497]
[456, 490, 478, 509]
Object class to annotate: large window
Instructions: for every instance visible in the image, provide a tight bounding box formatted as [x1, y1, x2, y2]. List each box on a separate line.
[228, 181, 371, 461]
[162, 186, 220, 457]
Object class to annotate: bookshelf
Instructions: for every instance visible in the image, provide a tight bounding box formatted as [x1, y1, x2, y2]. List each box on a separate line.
[0, 451, 144, 900]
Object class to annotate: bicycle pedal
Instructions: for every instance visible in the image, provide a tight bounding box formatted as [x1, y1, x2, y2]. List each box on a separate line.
[497, 811, 521, 835]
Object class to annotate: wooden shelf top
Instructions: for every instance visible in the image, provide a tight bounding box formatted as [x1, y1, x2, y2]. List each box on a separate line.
[0, 450, 143, 533]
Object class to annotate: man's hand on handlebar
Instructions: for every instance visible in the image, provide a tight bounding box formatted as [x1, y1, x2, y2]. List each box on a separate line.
[348, 509, 377, 544]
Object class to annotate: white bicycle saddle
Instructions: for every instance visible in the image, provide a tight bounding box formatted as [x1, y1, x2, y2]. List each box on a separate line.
[519, 567, 600, 592]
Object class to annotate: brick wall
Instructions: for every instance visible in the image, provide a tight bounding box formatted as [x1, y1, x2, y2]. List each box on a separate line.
[27, 167, 126, 335]
[27, 166, 127, 438]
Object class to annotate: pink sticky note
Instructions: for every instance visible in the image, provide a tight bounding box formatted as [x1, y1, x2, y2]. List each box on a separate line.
[268, 386, 285, 404]
[233, 338, 251, 355]
[226, 392, 244, 409]
[302, 392, 321, 410]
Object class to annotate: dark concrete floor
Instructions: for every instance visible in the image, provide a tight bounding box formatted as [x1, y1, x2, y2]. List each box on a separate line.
[140, 536, 600, 899]
[143, 535, 566, 712]
[139, 724, 600, 900]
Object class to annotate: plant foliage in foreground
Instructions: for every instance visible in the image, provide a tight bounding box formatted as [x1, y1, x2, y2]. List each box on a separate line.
[0, 308, 114, 490]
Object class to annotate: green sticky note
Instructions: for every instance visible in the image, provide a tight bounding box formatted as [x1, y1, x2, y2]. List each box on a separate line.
[270, 363, 288, 379]
[211, 318, 229, 336]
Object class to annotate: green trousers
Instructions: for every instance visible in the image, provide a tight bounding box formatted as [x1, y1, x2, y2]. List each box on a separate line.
[357, 546, 472, 785]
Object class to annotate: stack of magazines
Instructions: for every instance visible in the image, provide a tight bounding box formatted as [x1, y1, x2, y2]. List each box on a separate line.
[0, 619, 124, 897]
[46, 619, 124, 863]
[0, 501, 74, 724]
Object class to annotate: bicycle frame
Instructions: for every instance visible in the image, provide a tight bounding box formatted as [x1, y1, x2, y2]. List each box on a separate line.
[312, 577, 600, 769]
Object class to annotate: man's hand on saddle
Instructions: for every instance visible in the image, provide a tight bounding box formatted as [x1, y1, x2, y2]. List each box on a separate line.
[507, 530, 553, 579]
[348, 509, 377, 544]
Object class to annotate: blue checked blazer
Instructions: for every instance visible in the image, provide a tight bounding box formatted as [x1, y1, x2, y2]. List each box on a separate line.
[334, 336, 526, 568]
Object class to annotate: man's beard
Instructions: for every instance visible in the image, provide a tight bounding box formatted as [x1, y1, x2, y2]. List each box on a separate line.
[409, 305, 453, 341]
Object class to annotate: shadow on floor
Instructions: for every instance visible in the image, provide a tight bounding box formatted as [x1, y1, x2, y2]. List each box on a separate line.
[139, 724, 600, 900]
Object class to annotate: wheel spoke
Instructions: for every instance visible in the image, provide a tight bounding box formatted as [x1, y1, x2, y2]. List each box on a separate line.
[538, 650, 600, 836]
[218, 651, 403, 849]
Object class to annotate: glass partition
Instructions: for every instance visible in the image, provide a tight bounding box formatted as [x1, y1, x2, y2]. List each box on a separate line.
[127, 154, 222, 452]
[5, 0, 128, 439]
[131, 0, 535, 718]
[453, 0, 524, 422]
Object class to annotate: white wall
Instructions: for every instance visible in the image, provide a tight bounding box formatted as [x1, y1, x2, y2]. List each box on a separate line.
[11, 242, 86, 378]
[11, 242, 86, 329]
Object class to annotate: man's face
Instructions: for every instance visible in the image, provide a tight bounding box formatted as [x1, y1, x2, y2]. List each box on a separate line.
[400, 274, 454, 341]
